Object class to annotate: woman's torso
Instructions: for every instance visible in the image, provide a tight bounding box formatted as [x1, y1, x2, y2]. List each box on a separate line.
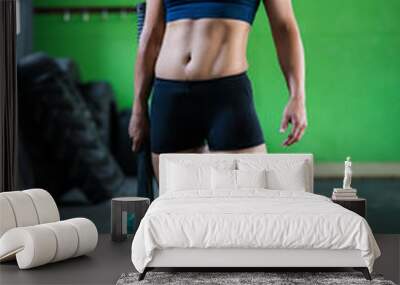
[155, 18, 251, 80]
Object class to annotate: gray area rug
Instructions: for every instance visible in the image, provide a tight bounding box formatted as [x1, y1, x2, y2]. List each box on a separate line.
[117, 272, 396, 285]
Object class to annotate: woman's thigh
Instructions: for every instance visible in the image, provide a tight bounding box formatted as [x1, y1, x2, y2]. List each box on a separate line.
[209, 143, 267, 154]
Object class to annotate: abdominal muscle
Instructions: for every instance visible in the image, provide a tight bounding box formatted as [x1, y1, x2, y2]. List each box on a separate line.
[155, 18, 250, 80]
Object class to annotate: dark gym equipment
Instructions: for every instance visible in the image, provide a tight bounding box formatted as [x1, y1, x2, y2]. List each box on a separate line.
[18, 53, 125, 203]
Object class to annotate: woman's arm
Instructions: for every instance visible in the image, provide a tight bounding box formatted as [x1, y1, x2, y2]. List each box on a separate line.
[264, 0, 307, 146]
[129, 0, 165, 151]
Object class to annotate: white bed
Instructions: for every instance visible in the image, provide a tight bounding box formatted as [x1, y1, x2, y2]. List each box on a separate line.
[131, 154, 380, 280]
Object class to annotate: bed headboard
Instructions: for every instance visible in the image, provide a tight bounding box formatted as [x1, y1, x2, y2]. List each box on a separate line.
[159, 153, 314, 195]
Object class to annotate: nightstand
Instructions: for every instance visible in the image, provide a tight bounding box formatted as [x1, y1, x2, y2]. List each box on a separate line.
[332, 198, 366, 218]
[111, 197, 150, 242]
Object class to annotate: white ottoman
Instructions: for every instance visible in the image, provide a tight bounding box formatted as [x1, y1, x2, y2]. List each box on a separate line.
[0, 189, 98, 269]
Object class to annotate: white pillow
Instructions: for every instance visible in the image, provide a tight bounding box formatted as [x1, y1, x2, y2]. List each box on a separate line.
[237, 169, 268, 189]
[211, 169, 268, 190]
[237, 159, 308, 191]
[166, 159, 236, 192]
[167, 162, 211, 191]
[211, 168, 236, 190]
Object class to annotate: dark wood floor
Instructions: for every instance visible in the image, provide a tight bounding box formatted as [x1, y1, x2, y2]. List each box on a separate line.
[374, 234, 400, 284]
[0, 234, 398, 285]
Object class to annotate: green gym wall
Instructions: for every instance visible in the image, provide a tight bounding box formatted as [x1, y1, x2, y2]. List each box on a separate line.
[32, 0, 400, 234]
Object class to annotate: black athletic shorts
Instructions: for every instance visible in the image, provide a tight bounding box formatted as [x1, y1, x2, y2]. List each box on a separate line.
[150, 72, 264, 153]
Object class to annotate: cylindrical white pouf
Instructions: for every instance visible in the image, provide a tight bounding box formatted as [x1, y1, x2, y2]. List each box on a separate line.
[0, 218, 98, 269]
[0, 226, 57, 269]
[0, 191, 39, 227]
[0, 196, 17, 237]
[42, 221, 79, 262]
[65, 218, 98, 257]
[23, 189, 60, 223]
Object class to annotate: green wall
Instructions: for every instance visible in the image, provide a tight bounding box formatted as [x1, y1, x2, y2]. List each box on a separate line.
[33, 0, 400, 163]
[34, 0, 140, 111]
[248, 1, 400, 162]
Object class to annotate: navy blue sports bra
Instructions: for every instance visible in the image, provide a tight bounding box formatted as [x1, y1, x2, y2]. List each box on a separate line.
[164, 0, 261, 25]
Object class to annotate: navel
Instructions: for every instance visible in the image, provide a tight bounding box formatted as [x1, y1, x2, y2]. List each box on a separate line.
[185, 53, 192, 64]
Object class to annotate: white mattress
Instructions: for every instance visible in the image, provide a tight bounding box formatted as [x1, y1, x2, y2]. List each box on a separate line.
[131, 190, 380, 273]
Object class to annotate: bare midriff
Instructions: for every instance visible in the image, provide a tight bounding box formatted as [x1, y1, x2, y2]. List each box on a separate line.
[155, 18, 250, 81]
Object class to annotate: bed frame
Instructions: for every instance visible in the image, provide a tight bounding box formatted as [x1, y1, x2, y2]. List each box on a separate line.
[140, 248, 371, 280]
[139, 154, 371, 281]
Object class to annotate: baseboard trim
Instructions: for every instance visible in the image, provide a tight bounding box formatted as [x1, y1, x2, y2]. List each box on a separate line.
[315, 163, 400, 178]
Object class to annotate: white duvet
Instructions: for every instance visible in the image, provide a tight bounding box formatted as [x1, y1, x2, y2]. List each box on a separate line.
[131, 190, 380, 273]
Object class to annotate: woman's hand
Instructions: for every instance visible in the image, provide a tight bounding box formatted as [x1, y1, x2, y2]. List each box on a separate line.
[128, 104, 150, 152]
[280, 96, 307, 146]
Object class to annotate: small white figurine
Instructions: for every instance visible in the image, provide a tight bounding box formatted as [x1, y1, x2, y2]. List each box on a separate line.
[343, 156, 352, 189]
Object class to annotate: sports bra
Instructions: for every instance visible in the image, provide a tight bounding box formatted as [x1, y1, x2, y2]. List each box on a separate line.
[164, 0, 261, 25]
